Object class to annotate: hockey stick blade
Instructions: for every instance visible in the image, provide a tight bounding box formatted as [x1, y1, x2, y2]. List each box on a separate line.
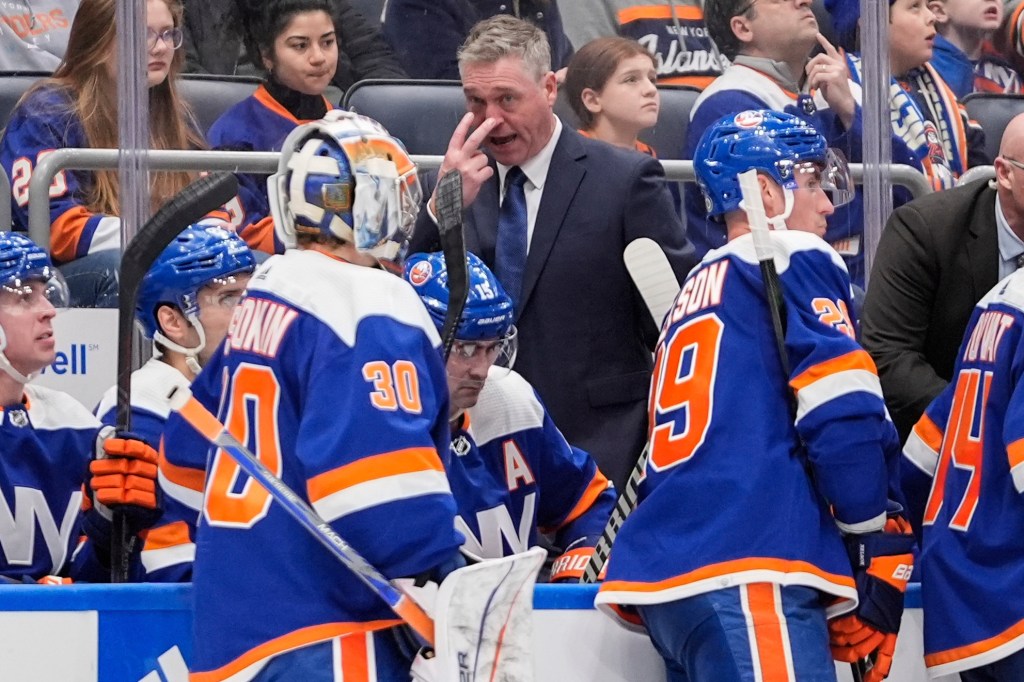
[580, 240, 679, 584]
[111, 172, 238, 583]
[435, 170, 467, 360]
[167, 386, 436, 648]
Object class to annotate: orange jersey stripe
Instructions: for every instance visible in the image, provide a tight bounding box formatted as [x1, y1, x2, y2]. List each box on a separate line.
[925, 614, 1024, 668]
[602, 556, 855, 594]
[239, 216, 277, 254]
[254, 85, 333, 125]
[1009, 439, 1024, 470]
[745, 584, 794, 681]
[190, 620, 400, 682]
[141, 521, 192, 551]
[790, 349, 878, 392]
[50, 206, 92, 263]
[159, 441, 207, 493]
[657, 75, 716, 89]
[307, 448, 445, 504]
[913, 413, 945, 452]
[339, 633, 370, 681]
[617, 5, 703, 23]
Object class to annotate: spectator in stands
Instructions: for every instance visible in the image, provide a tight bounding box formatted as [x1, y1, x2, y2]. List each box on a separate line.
[0, 0, 204, 308]
[929, 0, 1021, 97]
[383, 0, 574, 81]
[408, 15, 697, 491]
[182, 0, 405, 94]
[862, 112, 1024, 444]
[558, 0, 727, 88]
[0, 1, 79, 72]
[997, 1, 1024, 73]
[825, 0, 988, 191]
[207, 0, 341, 255]
[564, 37, 659, 155]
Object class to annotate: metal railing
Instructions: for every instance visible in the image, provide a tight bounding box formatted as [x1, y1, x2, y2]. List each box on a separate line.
[0, 164, 10, 231]
[25, 148, 933, 248]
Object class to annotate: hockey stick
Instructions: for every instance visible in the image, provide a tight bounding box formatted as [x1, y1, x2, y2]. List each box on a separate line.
[111, 172, 239, 583]
[580, 237, 679, 584]
[435, 170, 467, 361]
[166, 386, 436, 648]
[737, 171, 868, 682]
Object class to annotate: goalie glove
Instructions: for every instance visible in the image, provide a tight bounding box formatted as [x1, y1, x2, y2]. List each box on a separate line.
[829, 512, 915, 682]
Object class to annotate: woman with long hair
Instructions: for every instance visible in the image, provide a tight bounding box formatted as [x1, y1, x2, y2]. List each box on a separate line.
[206, 0, 339, 255]
[0, 0, 204, 307]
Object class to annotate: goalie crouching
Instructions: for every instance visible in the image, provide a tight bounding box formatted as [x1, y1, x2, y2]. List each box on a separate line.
[404, 251, 616, 578]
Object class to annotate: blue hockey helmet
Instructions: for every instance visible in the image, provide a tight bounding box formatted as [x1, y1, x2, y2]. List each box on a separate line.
[269, 110, 423, 269]
[694, 109, 853, 221]
[136, 221, 255, 339]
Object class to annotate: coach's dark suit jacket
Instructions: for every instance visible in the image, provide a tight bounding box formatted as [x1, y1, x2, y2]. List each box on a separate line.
[411, 126, 697, 490]
[862, 178, 1000, 444]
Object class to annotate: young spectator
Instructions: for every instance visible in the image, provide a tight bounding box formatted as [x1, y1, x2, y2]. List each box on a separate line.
[183, 0, 406, 92]
[160, 110, 462, 679]
[564, 36, 660, 155]
[559, 0, 727, 87]
[597, 109, 912, 682]
[0, 232, 158, 583]
[207, 0, 340, 255]
[929, 0, 1021, 97]
[91, 222, 254, 582]
[901, 267, 1024, 679]
[383, 0, 575, 81]
[825, 0, 988, 191]
[0, 0, 204, 308]
[0, 1, 79, 71]
[404, 251, 614, 579]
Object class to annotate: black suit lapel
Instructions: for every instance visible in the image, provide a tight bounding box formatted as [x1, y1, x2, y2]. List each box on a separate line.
[966, 185, 1000, 301]
[469, 162, 501, 263]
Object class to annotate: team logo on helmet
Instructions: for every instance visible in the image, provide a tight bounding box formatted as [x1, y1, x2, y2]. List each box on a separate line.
[733, 110, 765, 128]
[322, 182, 353, 212]
[407, 260, 433, 286]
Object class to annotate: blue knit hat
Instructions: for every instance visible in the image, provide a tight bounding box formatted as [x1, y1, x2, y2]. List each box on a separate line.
[823, 0, 897, 51]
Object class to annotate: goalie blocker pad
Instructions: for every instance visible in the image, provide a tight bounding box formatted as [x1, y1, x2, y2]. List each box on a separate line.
[410, 547, 546, 682]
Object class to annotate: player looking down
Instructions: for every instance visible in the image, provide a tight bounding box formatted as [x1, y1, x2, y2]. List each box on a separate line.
[159, 110, 463, 681]
[404, 251, 615, 580]
[89, 222, 255, 582]
[596, 110, 914, 682]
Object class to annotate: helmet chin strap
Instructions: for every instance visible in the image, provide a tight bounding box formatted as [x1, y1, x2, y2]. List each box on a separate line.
[765, 188, 795, 231]
[154, 314, 207, 376]
[0, 326, 34, 385]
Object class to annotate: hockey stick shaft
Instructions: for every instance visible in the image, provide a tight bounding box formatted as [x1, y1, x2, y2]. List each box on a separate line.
[166, 386, 435, 647]
[580, 238, 679, 584]
[435, 170, 468, 361]
[112, 172, 239, 583]
[737, 171, 869, 682]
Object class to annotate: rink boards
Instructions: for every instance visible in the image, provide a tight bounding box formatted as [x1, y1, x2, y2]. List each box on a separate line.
[0, 583, 956, 682]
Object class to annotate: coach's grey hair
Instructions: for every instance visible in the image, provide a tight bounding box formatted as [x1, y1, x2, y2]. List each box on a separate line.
[458, 15, 552, 81]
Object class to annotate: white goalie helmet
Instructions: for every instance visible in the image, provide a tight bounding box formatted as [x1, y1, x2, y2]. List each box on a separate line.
[268, 110, 423, 268]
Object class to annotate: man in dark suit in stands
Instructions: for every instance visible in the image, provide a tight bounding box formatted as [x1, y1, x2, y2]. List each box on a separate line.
[863, 113, 1024, 444]
[409, 15, 696, 490]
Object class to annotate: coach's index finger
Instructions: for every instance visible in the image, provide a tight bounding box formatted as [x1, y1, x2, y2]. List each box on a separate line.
[463, 116, 501, 154]
[816, 32, 842, 58]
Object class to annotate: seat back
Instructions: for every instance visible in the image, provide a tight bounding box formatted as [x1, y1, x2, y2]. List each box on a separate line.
[638, 86, 700, 160]
[178, 74, 262, 135]
[343, 79, 466, 155]
[0, 71, 47, 130]
[349, 0, 386, 25]
[963, 93, 1024, 162]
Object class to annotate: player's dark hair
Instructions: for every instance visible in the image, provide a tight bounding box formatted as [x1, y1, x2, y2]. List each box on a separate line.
[240, 0, 335, 72]
[564, 37, 656, 129]
[704, 0, 756, 60]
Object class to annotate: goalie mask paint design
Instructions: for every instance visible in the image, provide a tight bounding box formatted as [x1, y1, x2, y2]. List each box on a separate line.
[269, 110, 423, 268]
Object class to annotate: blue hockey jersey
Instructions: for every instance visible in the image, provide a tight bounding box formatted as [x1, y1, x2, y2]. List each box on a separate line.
[448, 368, 614, 561]
[596, 231, 897, 624]
[902, 270, 1024, 676]
[0, 384, 98, 580]
[160, 249, 462, 680]
[96, 358, 194, 582]
[207, 86, 335, 255]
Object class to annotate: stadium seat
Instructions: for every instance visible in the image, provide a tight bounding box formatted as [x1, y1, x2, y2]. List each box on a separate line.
[963, 92, 1024, 162]
[0, 71, 47, 129]
[178, 74, 261, 135]
[637, 86, 700, 160]
[343, 79, 466, 155]
[350, 0, 386, 25]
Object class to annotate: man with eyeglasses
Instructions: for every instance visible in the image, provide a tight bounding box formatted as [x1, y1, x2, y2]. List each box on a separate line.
[0, 1, 80, 71]
[863, 113, 1024, 446]
[83, 221, 255, 582]
[404, 251, 615, 581]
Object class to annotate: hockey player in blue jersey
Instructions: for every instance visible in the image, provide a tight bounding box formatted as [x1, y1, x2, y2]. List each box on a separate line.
[404, 251, 615, 579]
[160, 109, 463, 681]
[91, 222, 254, 582]
[901, 271, 1024, 679]
[596, 110, 914, 682]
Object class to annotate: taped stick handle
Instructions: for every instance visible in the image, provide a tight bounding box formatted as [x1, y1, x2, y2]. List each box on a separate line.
[167, 387, 436, 647]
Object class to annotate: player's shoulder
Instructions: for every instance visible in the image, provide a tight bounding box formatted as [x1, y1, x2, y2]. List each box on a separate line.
[715, 230, 846, 272]
[25, 384, 100, 432]
[95, 359, 189, 423]
[467, 369, 546, 445]
[977, 268, 1024, 315]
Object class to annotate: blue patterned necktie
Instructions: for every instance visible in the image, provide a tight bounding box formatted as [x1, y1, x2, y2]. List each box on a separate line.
[495, 166, 529, 305]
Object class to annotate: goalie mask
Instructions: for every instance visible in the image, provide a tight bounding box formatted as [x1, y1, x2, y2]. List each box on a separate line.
[695, 110, 854, 230]
[0, 232, 69, 384]
[137, 222, 255, 374]
[269, 110, 423, 269]
[404, 251, 518, 375]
